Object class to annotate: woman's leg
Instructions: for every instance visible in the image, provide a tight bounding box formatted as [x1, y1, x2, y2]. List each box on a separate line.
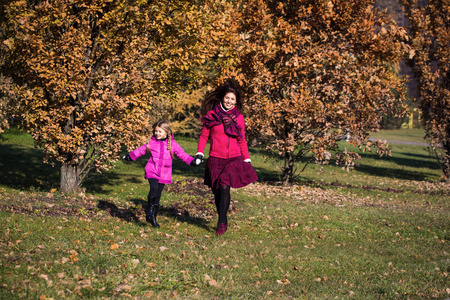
[215, 185, 230, 235]
[218, 185, 231, 224]
[213, 188, 221, 213]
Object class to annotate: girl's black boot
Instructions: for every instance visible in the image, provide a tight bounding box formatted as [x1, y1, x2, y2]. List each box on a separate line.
[151, 204, 160, 228]
[146, 197, 155, 224]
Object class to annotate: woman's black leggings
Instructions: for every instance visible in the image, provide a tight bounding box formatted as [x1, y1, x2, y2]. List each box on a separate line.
[148, 178, 165, 204]
[213, 185, 231, 224]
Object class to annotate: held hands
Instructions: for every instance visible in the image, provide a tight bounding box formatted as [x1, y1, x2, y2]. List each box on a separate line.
[123, 154, 132, 161]
[190, 154, 203, 167]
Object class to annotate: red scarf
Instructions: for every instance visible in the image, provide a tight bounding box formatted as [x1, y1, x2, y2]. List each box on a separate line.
[201, 104, 243, 138]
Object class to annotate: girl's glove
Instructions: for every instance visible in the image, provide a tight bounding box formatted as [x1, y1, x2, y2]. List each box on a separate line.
[123, 154, 132, 161]
[191, 154, 203, 166]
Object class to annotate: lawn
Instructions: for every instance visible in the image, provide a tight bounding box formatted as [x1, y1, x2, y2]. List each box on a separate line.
[0, 128, 449, 299]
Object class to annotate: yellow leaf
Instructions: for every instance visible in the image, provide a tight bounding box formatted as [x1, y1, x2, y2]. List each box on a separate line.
[110, 243, 119, 250]
[70, 254, 78, 263]
[208, 279, 220, 288]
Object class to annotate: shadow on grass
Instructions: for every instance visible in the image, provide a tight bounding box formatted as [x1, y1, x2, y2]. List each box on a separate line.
[163, 208, 211, 231]
[128, 197, 211, 231]
[354, 151, 440, 181]
[0, 144, 60, 191]
[360, 151, 440, 171]
[97, 200, 146, 226]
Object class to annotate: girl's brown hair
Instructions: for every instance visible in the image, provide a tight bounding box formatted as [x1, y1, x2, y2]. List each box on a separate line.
[149, 120, 174, 159]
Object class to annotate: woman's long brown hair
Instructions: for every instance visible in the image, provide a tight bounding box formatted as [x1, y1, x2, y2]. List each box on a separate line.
[201, 81, 242, 116]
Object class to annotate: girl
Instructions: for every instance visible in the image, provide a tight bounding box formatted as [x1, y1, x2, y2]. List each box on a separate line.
[196, 81, 258, 235]
[124, 120, 201, 227]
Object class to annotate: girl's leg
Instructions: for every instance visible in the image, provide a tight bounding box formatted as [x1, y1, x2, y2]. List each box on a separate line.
[152, 182, 165, 226]
[148, 178, 160, 199]
[147, 179, 164, 227]
[154, 182, 165, 206]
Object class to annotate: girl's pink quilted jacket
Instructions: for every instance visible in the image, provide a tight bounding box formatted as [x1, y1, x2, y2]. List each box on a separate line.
[129, 136, 194, 184]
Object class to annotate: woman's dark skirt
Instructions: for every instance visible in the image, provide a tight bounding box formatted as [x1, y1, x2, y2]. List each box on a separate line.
[205, 156, 258, 190]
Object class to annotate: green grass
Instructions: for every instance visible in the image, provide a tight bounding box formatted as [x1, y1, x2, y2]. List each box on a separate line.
[370, 128, 427, 143]
[0, 128, 449, 299]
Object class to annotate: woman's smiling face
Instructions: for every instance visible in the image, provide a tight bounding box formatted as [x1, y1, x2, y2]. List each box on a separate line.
[222, 92, 237, 110]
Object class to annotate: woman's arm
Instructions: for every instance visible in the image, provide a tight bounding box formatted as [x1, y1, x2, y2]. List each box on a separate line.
[237, 116, 251, 161]
[196, 125, 210, 157]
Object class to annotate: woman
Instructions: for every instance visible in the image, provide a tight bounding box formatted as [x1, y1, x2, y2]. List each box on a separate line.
[196, 81, 258, 235]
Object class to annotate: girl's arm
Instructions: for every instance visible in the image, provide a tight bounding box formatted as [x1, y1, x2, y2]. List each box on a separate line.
[172, 140, 195, 165]
[196, 125, 210, 157]
[128, 144, 149, 161]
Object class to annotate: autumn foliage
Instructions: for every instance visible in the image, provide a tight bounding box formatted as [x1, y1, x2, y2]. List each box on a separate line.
[0, 0, 227, 192]
[2, 0, 447, 188]
[214, 0, 409, 184]
[401, 0, 450, 181]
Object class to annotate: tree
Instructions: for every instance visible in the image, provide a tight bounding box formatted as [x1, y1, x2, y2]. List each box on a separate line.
[169, 88, 205, 137]
[215, 0, 409, 185]
[401, 0, 450, 181]
[0, 0, 227, 192]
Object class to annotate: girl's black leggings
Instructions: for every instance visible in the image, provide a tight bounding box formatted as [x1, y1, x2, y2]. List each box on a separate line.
[148, 178, 165, 204]
[213, 185, 231, 224]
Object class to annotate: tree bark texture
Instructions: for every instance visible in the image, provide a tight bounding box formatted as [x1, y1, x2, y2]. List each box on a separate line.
[60, 163, 80, 193]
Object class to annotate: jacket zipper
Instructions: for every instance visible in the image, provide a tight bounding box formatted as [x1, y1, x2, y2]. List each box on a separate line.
[227, 136, 230, 158]
[158, 139, 164, 175]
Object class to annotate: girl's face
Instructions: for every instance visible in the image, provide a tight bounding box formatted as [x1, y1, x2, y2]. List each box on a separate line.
[222, 92, 237, 110]
[154, 126, 167, 140]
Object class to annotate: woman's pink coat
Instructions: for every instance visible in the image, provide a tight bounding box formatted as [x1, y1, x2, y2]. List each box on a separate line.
[129, 136, 194, 184]
[197, 112, 250, 160]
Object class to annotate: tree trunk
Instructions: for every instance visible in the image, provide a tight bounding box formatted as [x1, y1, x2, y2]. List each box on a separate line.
[443, 141, 450, 182]
[282, 153, 295, 186]
[60, 163, 80, 193]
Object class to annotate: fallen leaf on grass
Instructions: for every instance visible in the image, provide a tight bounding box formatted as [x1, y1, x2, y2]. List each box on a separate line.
[276, 279, 291, 285]
[39, 274, 53, 287]
[208, 279, 220, 288]
[69, 250, 78, 263]
[39, 274, 49, 281]
[110, 244, 119, 250]
[114, 284, 132, 292]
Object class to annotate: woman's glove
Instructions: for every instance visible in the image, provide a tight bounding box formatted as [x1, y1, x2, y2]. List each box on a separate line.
[123, 154, 132, 161]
